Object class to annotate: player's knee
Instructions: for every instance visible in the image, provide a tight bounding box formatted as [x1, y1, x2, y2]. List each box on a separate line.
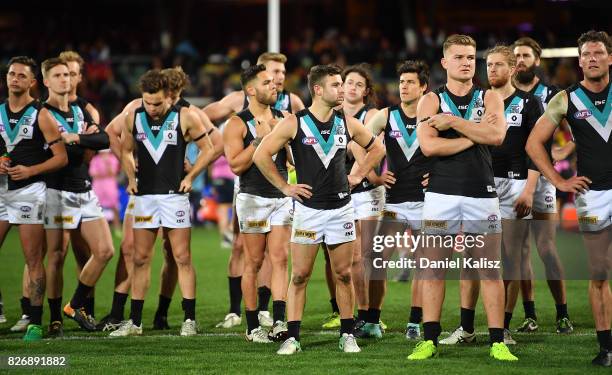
[291, 272, 311, 287]
[336, 270, 352, 285]
[133, 252, 152, 268]
[173, 250, 192, 267]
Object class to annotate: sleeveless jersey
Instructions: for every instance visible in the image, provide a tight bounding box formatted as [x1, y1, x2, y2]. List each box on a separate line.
[564, 82, 612, 190]
[237, 108, 287, 198]
[133, 105, 187, 195]
[0, 99, 47, 190]
[491, 90, 543, 179]
[243, 90, 293, 113]
[530, 82, 559, 110]
[45, 102, 94, 192]
[384, 105, 432, 203]
[346, 104, 377, 194]
[428, 85, 497, 198]
[290, 109, 351, 209]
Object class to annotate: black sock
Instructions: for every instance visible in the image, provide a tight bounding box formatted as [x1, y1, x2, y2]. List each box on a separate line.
[129, 299, 144, 327]
[84, 297, 95, 318]
[409, 306, 423, 324]
[504, 312, 513, 330]
[257, 286, 271, 312]
[340, 318, 354, 335]
[489, 328, 504, 345]
[245, 309, 259, 334]
[228, 276, 242, 316]
[182, 298, 195, 321]
[523, 300, 537, 320]
[48, 298, 62, 323]
[70, 281, 93, 310]
[597, 330, 612, 351]
[357, 309, 368, 322]
[110, 292, 128, 320]
[330, 298, 339, 314]
[423, 321, 441, 346]
[367, 308, 381, 324]
[156, 295, 172, 318]
[272, 300, 286, 323]
[288, 320, 301, 341]
[555, 304, 568, 320]
[460, 308, 475, 334]
[30, 305, 42, 326]
[20, 297, 31, 316]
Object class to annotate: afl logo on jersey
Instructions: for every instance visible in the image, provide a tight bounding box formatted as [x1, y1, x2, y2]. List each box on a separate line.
[302, 137, 318, 145]
[574, 110, 592, 120]
[389, 130, 402, 138]
[136, 133, 147, 141]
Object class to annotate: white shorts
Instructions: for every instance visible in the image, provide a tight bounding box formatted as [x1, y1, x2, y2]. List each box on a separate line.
[575, 189, 612, 232]
[125, 195, 136, 216]
[132, 194, 191, 229]
[2, 182, 46, 225]
[352, 186, 385, 220]
[44, 188, 105, 229]
[0, 175, 8, 222]
[291, 201, 356, 245]
[422, 192, 502, 234]
[533, 175, 556, 214]
[236, 193, 293, 234]
[494, 177, 531, 220]
[381, 201, 423, 230]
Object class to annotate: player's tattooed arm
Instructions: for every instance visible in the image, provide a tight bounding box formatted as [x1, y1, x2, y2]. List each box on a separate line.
[526, 91, 590, 193]
[417, 92, 474, 157]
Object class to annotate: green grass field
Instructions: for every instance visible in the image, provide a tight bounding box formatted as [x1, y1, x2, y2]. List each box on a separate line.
[0, 227, 606, 374]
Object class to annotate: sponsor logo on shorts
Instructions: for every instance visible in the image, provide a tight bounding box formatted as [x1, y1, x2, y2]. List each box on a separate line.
[176, 210, 185, 217]
[53, 215, 74, 224]
[294, 229, 316, 240]
[574, 110, 592, 120]
[488, 214, 499, 221]
[302, 137, 318, 145]
[578, 216, 598, 224]
[382, 211, 397, 219]
[545, 196, 554, 203]
[424, 220, 447, 230]
[20, 206, 31, 212]
[135, 216, 153, 223]
[389, 130, 402, 138]
[246, 220, 268, 228]
[371, 200, 379, 206]
[343, 222, 353, 230]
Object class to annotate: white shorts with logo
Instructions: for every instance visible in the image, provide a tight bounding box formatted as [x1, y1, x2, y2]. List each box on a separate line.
[0, 175, 8, 222]
[494, 177, 532, 220]
[381, 201, 424, 230]
[132, 194, 191, 229]
[2, 181, 46, 225]
[575, 189, 612, 232]
[44, 188, 105, 229]
[352, 186, 385, 220]
[533, 175, 557, 214]
[422, 192, 502, 234]
[291, 201, 356, 245]
[236, 193, 293, 234]
[125, 195, 136, 216]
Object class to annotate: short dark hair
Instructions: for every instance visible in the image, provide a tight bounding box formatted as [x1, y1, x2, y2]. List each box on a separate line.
[138, 69, 167, 94]
[578, 30, 611, 55]
[397, 60, 430, 87]
[342, 63, 376, 106]
[240, 64, 267, 89]
[307, 64, 342, 97]
[8, 56, 37, 76]
[41, 57, 68, 79]
[512, 37, 542, 59]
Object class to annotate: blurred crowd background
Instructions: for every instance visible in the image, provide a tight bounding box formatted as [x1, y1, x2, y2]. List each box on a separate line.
[0, 0, 608, 234]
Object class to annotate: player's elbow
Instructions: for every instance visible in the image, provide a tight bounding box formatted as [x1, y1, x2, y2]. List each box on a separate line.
[491, 131, 505, 146]
[57, 152, 68, 168]
[419, 139, 436, 157]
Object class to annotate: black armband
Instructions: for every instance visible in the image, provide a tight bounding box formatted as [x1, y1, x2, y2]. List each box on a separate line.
[47, 137, 62, 147]
[79, 132, 110, 150]
[364, 136, 375, 150]
[193, 132, 207, 142]
[206, 127, 216, 135]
